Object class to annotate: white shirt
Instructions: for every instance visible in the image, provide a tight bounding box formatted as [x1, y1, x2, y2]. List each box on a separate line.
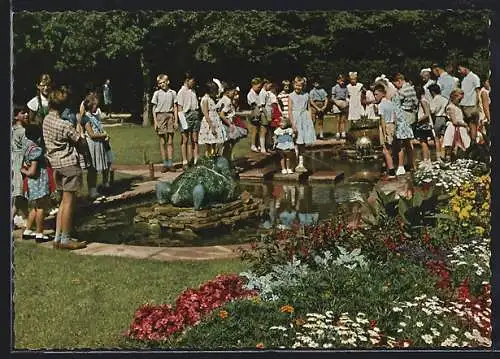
[430, 95, 449, 117]
[216, 95, 235, 119]
[423, 79, 435, 103]
[460, 71, 480, 106]
[259, 88, 272, 113]
[27, 94, 49, 112]
[151, 88, 177, 113]
[176, 85, 199, 112]
[378, 98, 396, 124]
[247, 88, 261, 107]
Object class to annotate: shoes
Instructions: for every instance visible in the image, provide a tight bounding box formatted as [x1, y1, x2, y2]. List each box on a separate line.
[22, 230, 36, 240]
[13, 215, 26, 229]
[295, 164, 308, 173]
[260, 148, 268, 154]
[387, 168, 396, 179]
[335, 133, 341, 140]
[161, 166, 170, 173]
[319, 135, 325, 140]
[341, 132, 346, 139]
[281, 169, 288, 175]
[35, 234, 53, 243]
[49, 208, 59, 216]
[251, 145, 259, 153]
[396, 166, 406, 176]
[53, 239, 88, 250]
[286, 168, 294, 174]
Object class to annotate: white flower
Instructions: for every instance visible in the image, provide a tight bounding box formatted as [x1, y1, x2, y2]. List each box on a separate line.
[421, 334, 433, 344]
[397, 329, 404, 333]
[370, 338, 380, 345]
[451, 327, 459, 332]
[323, 343, 333, 349]
[416, 322, 424, 328]
[399, 322, 407, 327]
[358, 335, 368, 342]
[392, 307, 404, 312]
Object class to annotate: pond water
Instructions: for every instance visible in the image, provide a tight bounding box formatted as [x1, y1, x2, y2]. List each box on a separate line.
[75, 149, 383, 247]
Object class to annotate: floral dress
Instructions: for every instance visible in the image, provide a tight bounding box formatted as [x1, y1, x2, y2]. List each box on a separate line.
[12, 123, 26, 198]
[199, 94, 227, 145]
[391, 93, 414, 140]
[82, 111, 110, 172]
[22, 140, 50, 202]
[289, 92, 316, 145]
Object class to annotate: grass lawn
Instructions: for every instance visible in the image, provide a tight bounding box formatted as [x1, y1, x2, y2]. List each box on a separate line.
[13, 241, 249, 349]
[106, 117, 342, 166]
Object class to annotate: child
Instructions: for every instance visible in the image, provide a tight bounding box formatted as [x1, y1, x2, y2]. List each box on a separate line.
[268, 83, 282, 130]
[273, 118, 295, 174]
[331, 74, 349, 139]
[277, 80, 291, 119]
[288, 76, 316, 173]
[391, 90, 415, 176]
[199, 81, 227, 156]
[259, 79, 273, 153]
[12, 107, 29, 228]
[373, 83, 396, 179]
[176, 72, 201, 170]
[152, 74, 178, 172]
[309, 80, 328, 139]
[217, 83, 248, 160]
[443, 89, 471, 161]
[347, 71, 364, 124]
[20, 125, 55, 242]
[82, 94, 112, 200]
[429, 83, 449, 161]
[414, 86, 434, 165]
[247, 78, 264, 153]
[27, 74, 51, 127]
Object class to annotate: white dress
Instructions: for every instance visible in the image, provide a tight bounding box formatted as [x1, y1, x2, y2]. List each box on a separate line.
[198, 94, 227, 145]
[347, 83, 364, 121]
[478, 87, 490, 122]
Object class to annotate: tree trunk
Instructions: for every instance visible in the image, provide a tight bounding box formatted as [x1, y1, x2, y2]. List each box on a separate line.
[140, 52, 151, 127]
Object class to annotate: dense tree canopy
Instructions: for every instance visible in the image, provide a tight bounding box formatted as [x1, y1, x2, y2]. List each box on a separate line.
[13, 10, 491, 123]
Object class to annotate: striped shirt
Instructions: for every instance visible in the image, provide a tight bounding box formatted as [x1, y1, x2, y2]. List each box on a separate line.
[42, 111, 82, 169]
[398, 82, 418, 112]
[278, 91, 289, 117]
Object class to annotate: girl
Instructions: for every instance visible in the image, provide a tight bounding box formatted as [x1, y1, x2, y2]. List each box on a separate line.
[414, 86, 434, 165]
[217, 83, 248, 160]
[443, 89, 471, 161]
[20, 125, 55, 242]
[392, 91, 415, 175]
[269, 83, 282, 130]
[347, 72, 364, 123]
[331, 74, 349, 139]
[82, 94, 112, 200]
[289, 76, 316, 173]
[360, 87, 378, 120]
[277, 80, 291, 119]
[478, 78, 491, 142]
[199, 81, 227, 156]
[247, 78, 264, 153]
[12, 107, 29, 228]
[27, 74, 51, 127]
[273, 118, 295, 174]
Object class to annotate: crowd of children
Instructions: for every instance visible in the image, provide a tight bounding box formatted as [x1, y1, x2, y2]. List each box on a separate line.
[11, 63, 492, 245]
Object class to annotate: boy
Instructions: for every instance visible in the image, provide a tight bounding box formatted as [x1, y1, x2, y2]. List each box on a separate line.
[176, 72, 201, 170]
[152, 74, 178, 172]
[373, 83, 396, 179]
[428, 83, 449, 161]
[309, 80, 328, 139]
[331, 74, 349, 139]
[247, 77, 264, 153]
[259, 79, 273, 153]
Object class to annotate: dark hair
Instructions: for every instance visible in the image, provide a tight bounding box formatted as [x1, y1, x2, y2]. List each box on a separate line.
[373, 83, 387, 94]
[185, 72, 194, 81]
[428, 83, 441, 95]
[24, 123, 42, 142]
[13, 105, 26, 119]
[392, 73, 405, 82]
[48, 89, 69, 113]
[457, 59, 470, 69]
[83, 93, 98, 111]
[204, 81, 219, 97]
[430, 63, 444, 70]
[415, 86, 425, 99]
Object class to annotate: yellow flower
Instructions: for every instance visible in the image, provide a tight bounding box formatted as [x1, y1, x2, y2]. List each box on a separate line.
[452, 205, 461, 213]
[252, 296, 261, 304]
[256, 342, 265, 349]
[459, 209, 470, 220]
[280, 305, 295, 314]
[476, 226, 485, 236]
[218, 310, 229, 319]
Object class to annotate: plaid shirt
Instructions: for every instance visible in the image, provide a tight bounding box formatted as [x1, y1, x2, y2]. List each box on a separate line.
[398, 82, 418, 112]
[42, 111, 82, 169]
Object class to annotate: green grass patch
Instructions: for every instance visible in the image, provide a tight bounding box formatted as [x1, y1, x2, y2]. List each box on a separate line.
[13, 241, 249, 349]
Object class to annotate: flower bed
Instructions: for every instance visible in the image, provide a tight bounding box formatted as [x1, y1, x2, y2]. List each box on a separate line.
[124, 164, 491, 349]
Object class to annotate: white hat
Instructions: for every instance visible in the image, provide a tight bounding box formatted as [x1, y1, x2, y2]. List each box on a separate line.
[375, 74, 387, 83]
[212, 78, 223, 95]
[235, 86, 240, 92]
[420, 68, 431, 75]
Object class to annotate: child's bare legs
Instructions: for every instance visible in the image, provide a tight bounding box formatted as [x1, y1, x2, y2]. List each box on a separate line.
[25, 208, 37, 232]
[259, 126, 267, 154]
[191, 132, 199, 164]
[295, 144, 308, 172]
[317, 117, 324, 139]
[166, 133, 174, 164]
[280, 157, 286, 171]
[420, 140, 430, 162]
[435, 136, 444, 160]
[87, 167, 98, 198]
[181, 132, 189, 167]
[158, 134, 167, 164]
[35, 208, 45, 234]
[406, 140, 415, 170]
[102, 167, 110, 187]
[251, 124, 259, 151]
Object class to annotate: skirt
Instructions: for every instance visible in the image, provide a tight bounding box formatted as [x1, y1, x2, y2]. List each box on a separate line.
[292, 110, 316, 145]
[86, 137, 110, 172]
[12, 151, 24, 197]
[198, 114, 227, 145]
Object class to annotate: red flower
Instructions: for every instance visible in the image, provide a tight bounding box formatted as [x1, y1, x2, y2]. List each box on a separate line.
[369, 320, 377, 329]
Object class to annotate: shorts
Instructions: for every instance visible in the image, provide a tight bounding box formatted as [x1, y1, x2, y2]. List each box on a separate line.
[182, 110, 201, 133]
[312, 101, 326, 120]
[276, 148, 293, 159]
[461, 106, 479, 125]
[29, 195, 51, 210]
[54, 165, 82, 192]
[379, 121, 395, 147]
[413, 122, 434, 141]
[250, 107, 270, 126]
[155, 112, 176, 134]
[434, 116, 447, 137]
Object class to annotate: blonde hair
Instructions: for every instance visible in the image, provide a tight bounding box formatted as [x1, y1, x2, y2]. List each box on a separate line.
[450, 88, 464, 101]
[48, 88, 68, 112]
[349, 72, 358, 80]
[251, 77, 262, 86]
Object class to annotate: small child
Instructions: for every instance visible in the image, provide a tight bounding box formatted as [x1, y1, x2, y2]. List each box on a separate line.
[277, 80, 291, 119]
[82, 94, 112, 199]
[443, 89, 471, 161]
[152, 74, 178, 172]
[273, 118, 295, 174]
[309, 80, 328, 139]
[21, 125, 55, 242]
[373, 83, 396, 179]
[12, 107, 29, 228]
[331, 74, 349, 139]
[247, 78, 264, 153]
[288, 76, 316, 173]
[268, 83, 282, 130]
[199, 81, 227, 156]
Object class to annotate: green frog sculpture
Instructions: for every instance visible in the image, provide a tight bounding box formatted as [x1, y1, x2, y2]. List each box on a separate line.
[155, 156, 240, 210]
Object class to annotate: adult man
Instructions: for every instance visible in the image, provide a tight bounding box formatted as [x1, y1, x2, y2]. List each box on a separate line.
[431, 63, 456, 100]
[420, 68, 435, 103]
[458, 61, 481, 144]
[102, 79, 112, 117]
[42, 89, 88, 250]
[176, 72, 201, 170]
[392, 73, 418, 127]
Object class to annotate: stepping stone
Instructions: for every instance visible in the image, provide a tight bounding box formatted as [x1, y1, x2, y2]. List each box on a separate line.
[308, 171, 345, 184]
[348, 171, 381, 183]
[271, 171, 308, 182]
[238, 165, 279, 182]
